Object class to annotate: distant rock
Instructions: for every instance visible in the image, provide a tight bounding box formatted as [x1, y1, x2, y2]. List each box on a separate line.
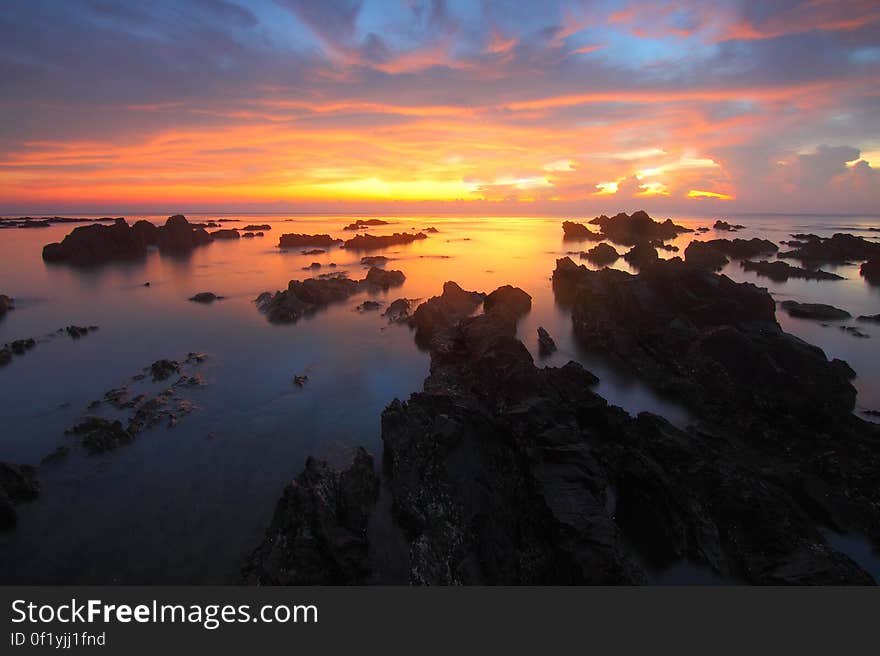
[0, 294, 13, 316]
[424, 227, 439, 233]
[0, 347, 10, 366]
[361, 255, 389, 266]
[713, 220, 745, 231]
[189, 292, 223, 303]
[303, 262, 322, 270]
[343, 232, 427, 251]
[10, 338, 35, 355]
[780, 301, 851, 320]
[537, 326, 557, 356]
[839, 326, 869, 338]
[242, 232, 255, 238]
[383, 298, 413, 323]
[356, 300, 382, 312]
[0, 462, 40, 530]
[779, 233, 880, 264]
[701, 238, 778, 259]
[301, 249, 326, 255]
[684, 241, 729, 270]
[65, 325, 98, 338]
[343, 219, 390, 231]
[293, 374, 308, 387]
[242, 224, 271, 231]
[210, 229, 240, 240]
[279, 233, 342, 249]
[588, 210, 692, 245]
[741, 260, 843, 282]
[581, 243, 620, 265]
[861, 258, 880, 285]
[562, 221, 602, 241]
[622, 242, 659, 268]
[858, 314, 880, 323]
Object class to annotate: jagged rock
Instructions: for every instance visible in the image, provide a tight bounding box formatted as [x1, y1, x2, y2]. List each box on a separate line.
[293, 375, 308, 387]
[343, 232, 427, 251]
[361, 255, 389, 266]
[150, 359, 180, 381]
[699, 238, 778, 259]
[588, 210, 692, 246]
[10, 338, 35, 355]
[303, 262, 321, 270]
[562, 221, 602, 241]
[0, 462, 40, 530]
[862, 258, 880, 285]
[582, 243, 620, 265]
[741, 260, 843, 282]
[409, 281, 485, 347]
[153, 215, 213, 251]
[780, 301, 851, 320]
[343, 219, 390, 231]
[622, 243, 659, 268]
[189, 292, 223, 303]
[684, 241, 729, 270]
[356, 300, 382, 312]
[65, 417, 133, 453]
[301, 249, 326, 255]
[364, 267, 405, 288]
[537, 326, 557, 355]
[242, 224, 271, 231]
[779, 233, 880, 264]
[42, 219, 147, 265]
[383, 298, 413, 323]
[483, 285, 532, 317]
[242, 448, 379, 584]
[278, 234, 342, 249]
[713, 220, 745, 231]
[210, 229, 240, 240]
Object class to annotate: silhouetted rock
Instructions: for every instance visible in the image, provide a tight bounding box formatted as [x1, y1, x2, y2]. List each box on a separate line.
[243, 448, 379, 584]
[622, 242, 659, 268]
[343, 232, 427, 251]
[279, 233, 342, 249]
[66, 417, 134, 453]
[858, 314, 880, 323]
[424, 227, 439, 233]
[588, 210, 692, 245]
[701, 237, 778, 259]
[65, 325, 97, 338]
[0, 462, 40, 530]
[210, 229, 240, 240]
[684, 241, 729, 270]
[150, 359, 180, 381]
[537, 326, 557, 355]
[582, 243, 620, 265]
[303, 262, 321, 270]
[562, 221, 602, 241]
[383, 298, 413, 323]
[713, 220, 745, 231]
[343, 219, 390, 230]
[10, 338, 35, 355]
[42, 219, 147, 265]
[301, 249, 325, 255]
[242, 224, 271, 231]
[862, 258, 880, 285]
[409, 281, 485, 346]
[779, 233, 880, 264]
[0, 347, 10, 366]
[840, 326, 870, 338]
[483, 285, 532, 317]
[741, 260, 843, 282]
[361, 255, 389, 266]
[189, 292, 223, 303]
[780, 301, 851, 320]
[155, 215, 213, 251]
[357, 300, 382, 312]
[0, 294, 13, 316]
[242, 232, 255, 238]
[365, 267, 405, 288]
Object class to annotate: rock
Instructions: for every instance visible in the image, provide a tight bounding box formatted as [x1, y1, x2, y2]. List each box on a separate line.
[409, 281, 485, 347]
[483, 285, 532, 317]
[189, 292, 223, 303]
[343, 219, 390, 231]
[41, 446, 69, 464]
[361, 255, 389, 266]
[143, 282, 151, 287]
[65, 325, 97, 338]
[562, 221, 602, 241]
[301, 249, 326, 255]
[588, 210, 692, 245]
[255, 232, 264, 237]
[150, 359, 180, 381]
[741, 260, 844, 282]
[778, 233, 880, 264]
[356, 300, 382, 312]
[343, 232, 427, 251]
[279, 234, 342, 249]
[537, 326, 557, 356]
[10, 338, 35, 355]
[154, 215, 213, 252]
[42, 219, 147, 265]
[700, 238, 778, 259]
[862, 258, 880, 285]
[780, 301, 851, 320]
[383, 298, 413, 323]
[0, 462, 40, 530]
[0, 294, 13, 316]
[839, 326, 870, 338]
[210, 229, 240, 240]
[684, 241, 729, 270]
[857, 314, 880, 323]
[256, 269, 405, 323]
[303, 262, 322, 270]
[243, 448, 379, 584]
[622, 243, 659, 268]
[713, 220, 745, 231]
[242, 224, 271, 231]
[242, 232, 255, 238]
[582, 243, 620, 265]
[424, 227, 439, 233]
[65, 417, 134, 453]
[0, 347, 10, 366]
[293, 375, 308, 387]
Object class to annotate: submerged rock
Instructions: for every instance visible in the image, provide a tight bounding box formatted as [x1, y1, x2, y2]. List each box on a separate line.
[588, 210, 692, 246]
[343, 232, 427, 251]
[741, 260, 843, 282]
[684, 241, 729, 270]
[188, 292, 223, 303]
[537, 326, 557, 356]
[242, 448, 379, 584]
[840, 326, 870, 339]
[65, 417, 133, 453]
[562, 221, 602, 241]
[780, 301, 851, 320]
[356, 300, 383, 312]
[278, 233, 342, 249]
[301, 249, 326, 255]
[582, 243, 620, 265]
[150, 359, 180, 381]
[10, 338, 35, 355]
[361, 255, 389, 266]
[0, 462, 40, 530]
[65, 325, 97, 338]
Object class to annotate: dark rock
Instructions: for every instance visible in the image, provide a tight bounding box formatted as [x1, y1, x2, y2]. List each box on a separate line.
[424, 227, 439, 233]
[364, 267, 405, 288]
[153, 215, 213, 252]
[357, 300, 383, 312]
[361, 255, 389, 266]
[189, 292, 223, 303]
[858, 314, 880, 323]
[779, 233, 880, 264]
[582, 243, 620, 265]
[383, 298, 413, 322]
[588, 210, 692, 245]
[0, 294, 13, 315]
[409, 281, 485, 346]
[242, 232, 255, 238]
[713, 220, 745, 231]
[537, 326, 557, 356]
[562, 221, 602, 241]
[242, 224, 271, 231]
[780, 301, 851, 320]
[210, 229, 240, 240]
[0, 347, 10, 366]
[303, 262, 322, 270]
[293, 375, 308, 387]
[862, 258, 880, 285]
[343, 232, 427, 251]
[301, 249, 326, 255]
[42, 219, 147, 265]
[65, 417, 133, 453]
[10, 338, 35, 355]
[0, 462, 40, 530]
[483, 285, 532, 317]
[150, 359, 180, 381]
[741, 260, 843, 282]
[684, 241, 729, 270]
[839, 326, 869, 338]
[65, 325, 96, 338]
[243, 448, 379, 584]
[143, 282, 151, 287]
[279, 234, 342, 249]
[622, 243, 659, 268]
[255, 232, 264, 237]
[41, 446, 69, 464]
[343, 219, 390, 231]
[701, 238, 778, 259]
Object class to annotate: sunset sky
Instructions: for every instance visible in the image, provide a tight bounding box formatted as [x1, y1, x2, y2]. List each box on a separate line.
[1, 0, 878, 215]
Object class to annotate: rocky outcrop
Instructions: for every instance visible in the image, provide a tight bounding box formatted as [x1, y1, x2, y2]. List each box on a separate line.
[409, 281, 485, 347]
[153, 215, 213, 251]
[741, 260, 843, 282]
[383, 298, 413, 323]
[278, 234, 342, 249]
[256, 268, 405, 323]
[361, 255, 389, 266]
[343, 219, 390, 231]
[713, 220, 745, 231]
[780, 301, 851, 321]
[684, 241, 729, 270]
[209, 229, 240, 240]
[588, 210, 692, 246]
[0, 462, 40, 530]
[343, 232, 427, 251]
[189, 292, 223, 303]
[562, 221, 602, 241]
[242, 224, 271, 231]
[0, 294, 13, 316]
[622, 243, 659, 268]
[483, 285, 531, 316]
[582, 243, 620, 265]
[778, 233, 880, 264]
[862, 258, 880, 285]
[243, 448, 379, 584]
[701, 238, 778, 259]
[537, 326, 557, 355]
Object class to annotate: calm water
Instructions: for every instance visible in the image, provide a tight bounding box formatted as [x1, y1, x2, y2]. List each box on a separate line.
[1, 213, 878, 583]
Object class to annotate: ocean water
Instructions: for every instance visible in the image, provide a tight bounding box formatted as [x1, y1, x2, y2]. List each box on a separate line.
[1, 212, 878, 583]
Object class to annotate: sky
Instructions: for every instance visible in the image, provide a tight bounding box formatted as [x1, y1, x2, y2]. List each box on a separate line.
[0, 0, 878, 215]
